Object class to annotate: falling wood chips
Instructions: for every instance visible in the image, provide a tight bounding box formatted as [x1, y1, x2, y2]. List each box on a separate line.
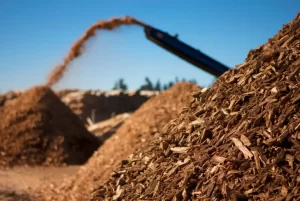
[91, 13, 300, 201]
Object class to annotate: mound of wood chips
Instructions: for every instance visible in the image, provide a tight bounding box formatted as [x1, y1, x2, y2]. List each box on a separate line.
[91, 13, 300, 201]
[0, 86, 101, 167]
[0, 90, 23, 107]
[34, 82, 200, 201]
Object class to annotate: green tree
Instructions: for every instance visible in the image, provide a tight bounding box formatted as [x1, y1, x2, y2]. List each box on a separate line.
[112, 78, 128, 90]
[163, 84, 168, 90]
[139, 77, 154, 90]
[154, 79, 161, 91]
[168, 81, 174, 88]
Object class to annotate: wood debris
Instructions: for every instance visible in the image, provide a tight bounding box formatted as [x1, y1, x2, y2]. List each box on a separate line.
[91, 13, 300, 201]
[231, 137, 253, 159]
[34, 82, 200, 201]
[0, 86, 101, 167]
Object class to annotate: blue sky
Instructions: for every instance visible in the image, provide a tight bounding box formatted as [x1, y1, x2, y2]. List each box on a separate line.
[0, 0, 299, 93]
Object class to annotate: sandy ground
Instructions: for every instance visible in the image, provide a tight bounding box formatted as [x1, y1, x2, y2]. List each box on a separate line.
[0, 166, 80, 201]
[0, 166, 79, 191]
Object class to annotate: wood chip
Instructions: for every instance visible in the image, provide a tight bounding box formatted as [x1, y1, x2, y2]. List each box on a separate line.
[231, 137, 253, 159]
[170, 147, 189, 154]
[212, 155, 227, 164]
[240, 134, 251, 146]
[252, 150, 261, 170]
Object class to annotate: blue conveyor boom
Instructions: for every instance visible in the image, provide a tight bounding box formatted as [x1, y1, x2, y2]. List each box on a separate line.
[144, 25, 230, 77]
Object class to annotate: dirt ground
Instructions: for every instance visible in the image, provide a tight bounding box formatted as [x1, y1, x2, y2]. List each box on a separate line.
[0, 166, 79, 201]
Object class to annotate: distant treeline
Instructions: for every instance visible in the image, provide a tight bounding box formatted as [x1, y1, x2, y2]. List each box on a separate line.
[112, 77, 198, 91]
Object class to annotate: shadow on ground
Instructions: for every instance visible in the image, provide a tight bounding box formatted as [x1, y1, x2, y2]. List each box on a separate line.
[0, 189, 34, 201]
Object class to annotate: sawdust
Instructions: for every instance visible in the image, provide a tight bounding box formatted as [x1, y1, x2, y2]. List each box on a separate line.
[34, 82, 200, 201]
[0, 86, 101, 167]
[90, 13, 300, 201]
[46, 16, 146, 87]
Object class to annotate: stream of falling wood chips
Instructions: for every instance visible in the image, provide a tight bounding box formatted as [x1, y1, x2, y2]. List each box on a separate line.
[46, 16, 146, 87]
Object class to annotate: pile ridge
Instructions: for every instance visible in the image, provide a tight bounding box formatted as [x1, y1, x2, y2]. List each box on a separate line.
[0, 86, 101, 167]
[34, 82, 200, 201]
[91, 13, 300, 200]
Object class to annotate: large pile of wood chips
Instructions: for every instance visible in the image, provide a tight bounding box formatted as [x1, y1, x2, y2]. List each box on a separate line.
[0, 86, 101, 167]
[91, 13, 300, 201]
[34, 82, 200, 201]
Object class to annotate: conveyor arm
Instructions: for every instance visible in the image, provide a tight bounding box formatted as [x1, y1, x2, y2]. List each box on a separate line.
[144, 25, 230, 77]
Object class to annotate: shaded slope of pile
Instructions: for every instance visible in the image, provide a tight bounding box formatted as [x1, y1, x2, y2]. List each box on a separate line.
[0, 86, 101, 167]
[35, 82, 200, 201]
[91, 14, 300, 201]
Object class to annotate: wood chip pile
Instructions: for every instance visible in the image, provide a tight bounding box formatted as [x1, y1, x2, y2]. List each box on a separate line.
[34, 82, 200, 201]
[59, 89, 157, 123]
[0, 86, 101, 167]
[91, 13, 300, 201]
[0, 90, 23, 108]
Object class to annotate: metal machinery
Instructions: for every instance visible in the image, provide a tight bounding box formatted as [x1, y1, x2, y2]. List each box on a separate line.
[143, 25, 230, 77]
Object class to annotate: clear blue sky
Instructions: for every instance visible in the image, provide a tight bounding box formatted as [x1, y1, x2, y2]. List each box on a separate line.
[0, 0, 299, 93]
